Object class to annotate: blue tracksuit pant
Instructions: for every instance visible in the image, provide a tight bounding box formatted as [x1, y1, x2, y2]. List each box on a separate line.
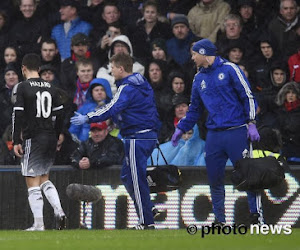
[121, 131, 157, 226]
[205, 125, 262, 223]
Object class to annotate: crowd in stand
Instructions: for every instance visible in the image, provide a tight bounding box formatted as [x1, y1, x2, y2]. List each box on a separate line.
[0, 0, 300, 167]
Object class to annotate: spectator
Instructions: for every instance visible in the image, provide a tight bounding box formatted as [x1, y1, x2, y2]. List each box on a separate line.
[69, 78, 112, 142]
[40, 38, 61, 77]
[249, 32, 281, 92]
[256, 60, 289, 128]
[39, 64, 60, 87]
[268, 0, 299, 59]
[73, 58, 94, 109]
[130, 0, 173, 64]
[71, 121, 124, 170]
[150, 38, 181, 73]
[0, 62, 20, 137]
[182, 36, 200, 92]
[60, 33, 100, 95]
[276, 81, 300, 159]
[0, 46, 21, 82]
[145, 59, 169, 121]
[51, 0, 92, 60]
[159, 94, 190, 143]
[96, 35, 145, 95]
[216, 13, 254, 60]
[223, 40, 245, 65]
[118, 0, 143, 31]
[95, 21, 124, 64]
[187, 0, 231, 43]
[79, 0, 105, 26]
[0, 10, 9, 64]
[89, 1, 122, 50]
[9, 0, 49, 57]
[235, 0, 260, 42]
[166, 14, 197, 66]
[288, 44, 300, 83]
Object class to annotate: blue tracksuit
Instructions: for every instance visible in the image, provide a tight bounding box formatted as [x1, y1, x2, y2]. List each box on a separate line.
[177, 57, 262, 223]
[87, 73, 160, 226]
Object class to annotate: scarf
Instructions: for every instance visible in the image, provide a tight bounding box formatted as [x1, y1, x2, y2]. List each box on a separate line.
[284, 99, 300, 111]
[174, 117, 180, 127]
[71, 51, 91, 61]
[74, 78, 91, 109]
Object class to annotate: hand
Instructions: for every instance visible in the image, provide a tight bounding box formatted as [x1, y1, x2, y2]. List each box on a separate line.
[171, 128, 184, 147]
[247, 123, 260, 141]
[79, 157, 90, 170]
[13, 144, 23, 158]
[100, 35, 111, 49]
[70, 112, 88, 125]
[57, 133, 65, 151]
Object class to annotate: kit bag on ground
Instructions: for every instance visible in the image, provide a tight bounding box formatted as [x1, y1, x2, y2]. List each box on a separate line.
[231, 149, 287, 192]
[147, 144, 182, 193]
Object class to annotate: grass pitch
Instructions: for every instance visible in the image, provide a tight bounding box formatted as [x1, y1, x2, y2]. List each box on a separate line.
[0, 229, 299, 250]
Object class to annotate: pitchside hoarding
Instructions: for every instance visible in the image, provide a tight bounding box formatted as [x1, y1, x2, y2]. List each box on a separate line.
[0, 166, 299, 229]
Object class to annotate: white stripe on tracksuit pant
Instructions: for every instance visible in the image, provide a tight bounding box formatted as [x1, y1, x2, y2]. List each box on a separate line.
[121, 133, 157, 226]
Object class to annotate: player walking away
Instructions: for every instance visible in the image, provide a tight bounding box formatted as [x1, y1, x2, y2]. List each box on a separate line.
[13, 53, 66, 231]
[70, 53, 160, 229]
[171, 39, 263, 225]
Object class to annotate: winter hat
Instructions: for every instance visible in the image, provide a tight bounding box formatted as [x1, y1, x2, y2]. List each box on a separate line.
[151, 38, 167, 55]
[39, 64, 56, 75]
[237, 0, 255, 8]
[172, 94, 190, 107]
[171, 14, 189, 28]
[192, 39, 217, 56]
[4, 62, 19, 75]
[71, 33, 89, 46]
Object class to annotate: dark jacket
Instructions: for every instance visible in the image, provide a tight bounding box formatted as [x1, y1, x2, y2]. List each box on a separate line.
[71, 134, 124, 169]
[8, 13, 49, 57]
[0, 85, 13, 137]
[131, 19, 173, 63]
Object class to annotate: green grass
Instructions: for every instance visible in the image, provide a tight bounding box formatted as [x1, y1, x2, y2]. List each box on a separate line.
[0, 229, 299, 250]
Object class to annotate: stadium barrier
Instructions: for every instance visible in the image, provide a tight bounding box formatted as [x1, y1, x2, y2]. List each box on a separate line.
[0, 165, 300, 230]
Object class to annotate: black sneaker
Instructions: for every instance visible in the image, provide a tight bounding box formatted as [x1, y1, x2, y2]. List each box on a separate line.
[152, 207, 161, 219]
[55, 215, 67, 230]
[250, 213, 263, 225]
[129, 224, 155, 230]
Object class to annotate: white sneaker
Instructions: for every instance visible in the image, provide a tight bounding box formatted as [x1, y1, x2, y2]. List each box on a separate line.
[25, 225, 45, 231]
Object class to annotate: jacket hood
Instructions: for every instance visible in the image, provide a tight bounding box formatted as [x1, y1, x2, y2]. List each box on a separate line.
[85, 78, 112, 103]
[116, 73, 152, 96]
[108, 35, 133, 59]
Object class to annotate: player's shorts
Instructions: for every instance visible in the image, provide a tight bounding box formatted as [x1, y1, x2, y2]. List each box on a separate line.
[21, 134, 57, 177]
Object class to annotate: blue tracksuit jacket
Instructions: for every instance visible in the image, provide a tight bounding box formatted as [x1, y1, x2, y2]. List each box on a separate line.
[177, 56, 256, 132]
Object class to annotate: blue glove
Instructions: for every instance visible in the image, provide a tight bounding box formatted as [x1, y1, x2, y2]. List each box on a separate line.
[247, 123, 260, 141]
[70, 112, 89, 126]
[171, 128, 184, 147]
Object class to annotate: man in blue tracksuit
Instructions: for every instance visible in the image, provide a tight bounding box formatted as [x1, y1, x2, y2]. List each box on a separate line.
[70, 53, 160, 229]
[172, 39, 263, 225]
